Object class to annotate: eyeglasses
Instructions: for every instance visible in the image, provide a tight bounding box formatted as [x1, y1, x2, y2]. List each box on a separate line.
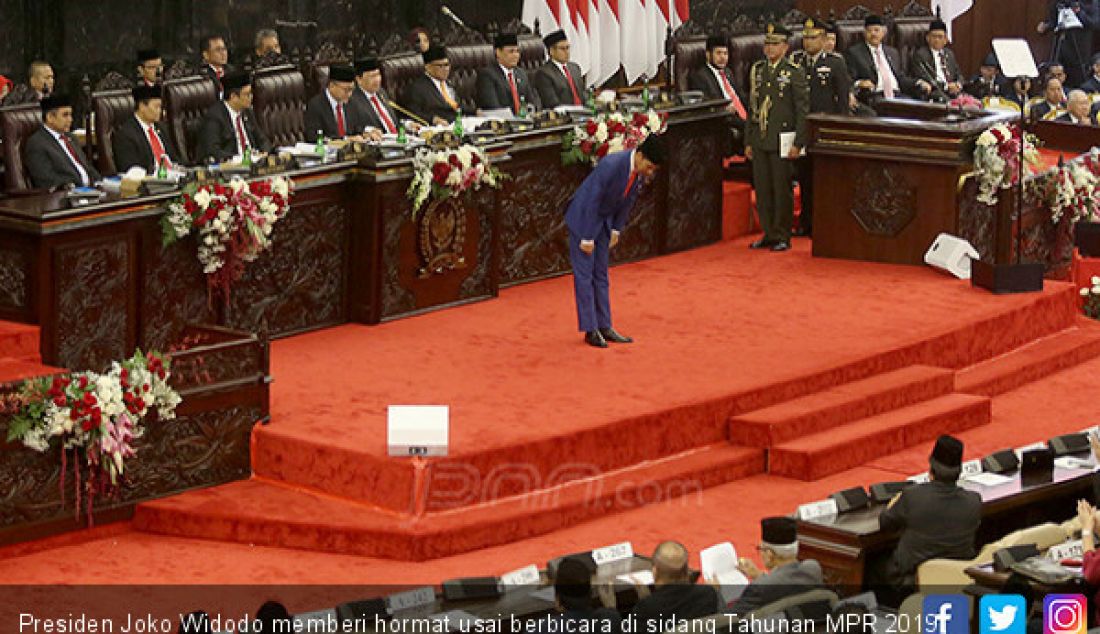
[428, 62, 451, 68]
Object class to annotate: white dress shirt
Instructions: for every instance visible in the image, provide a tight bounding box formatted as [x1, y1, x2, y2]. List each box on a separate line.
[869, 44, 899, 94]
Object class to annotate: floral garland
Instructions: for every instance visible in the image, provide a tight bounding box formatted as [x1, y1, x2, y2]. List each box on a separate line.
[1027, 154, 1100, 225]
[972, 123, 1041, 206]
[4, 350, 181, 523]
[1082, 276, 1100, 320]
[406, 144, 503, 220]
[562, 110, 668, 167]
[161, 176, 293, 302]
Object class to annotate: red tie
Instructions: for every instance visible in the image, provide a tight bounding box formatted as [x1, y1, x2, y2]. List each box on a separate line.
[718, 69, 748, 119]
[507, 71, 521, 113]
[622, 170, 637, 199]
[59, 134, 89, 185]
[146, 124, 168, 167]
[372, 95, 397, 134]
[234, 115, 249, 153]
[562, 65, 581, 105]
[335, 103, 346, 137]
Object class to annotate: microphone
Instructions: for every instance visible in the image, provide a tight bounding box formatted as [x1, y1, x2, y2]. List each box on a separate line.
[441, 5, 467, 28]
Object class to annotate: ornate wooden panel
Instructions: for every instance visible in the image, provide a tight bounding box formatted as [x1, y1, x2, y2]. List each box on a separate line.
[53, 237, 132, 370]
[380, 183, 418, 317]
[957, 180, 997, 263]
[664, 132, 723, 253]
[850, 164, 918, 237]
[612, 184, 661, 264]
[0, 245, 30, 316]
[141, 232, 216, 353]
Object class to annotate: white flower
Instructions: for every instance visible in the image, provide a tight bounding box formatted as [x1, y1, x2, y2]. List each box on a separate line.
[272, 177, 290, 198]
[1092, 276, 1100, 286]
[595, 125, 609, 143]
[193, 189, 212, 208]
[1083, 287, 1092, 296]
[229, 177, 247, 194]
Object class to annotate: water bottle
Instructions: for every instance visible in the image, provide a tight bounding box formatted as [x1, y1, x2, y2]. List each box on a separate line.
[156, 156, 167, 179]
[242, 145, 252, 167]
[588, 94, 597, 116]
[518, 96, 528, 119]
[397, 122, 407, 145]
[315, 130, 325, 157]
[453, 110, 464, 138]
[642, 82, 651, 110]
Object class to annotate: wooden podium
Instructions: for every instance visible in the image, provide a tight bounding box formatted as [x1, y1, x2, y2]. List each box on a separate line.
[809, 102, 1015, 265]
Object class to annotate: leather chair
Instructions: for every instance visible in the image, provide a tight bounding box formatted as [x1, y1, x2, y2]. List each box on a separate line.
[892, 18, 935, 72]
[163, 75, 218, 165]
[673, 36, 708, 94]
[727, 34, 766, 96]
[91, 88, 135, 176]
[442, 43, 498, 112]
[1, 103, 44, 193]
[252, 65, 306, 148]
[518, 35, 547, 74]
[381, 52, 424, 115]
[915, 521, 1068, 589]
[746, 588, 839, 619]
[835, 21, 867, 55]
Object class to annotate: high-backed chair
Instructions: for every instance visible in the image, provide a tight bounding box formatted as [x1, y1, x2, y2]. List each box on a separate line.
[163, 75, 218, 165]
[1, 103, 44, 193]
[91, 88, 135, 176]
[381, 52, 425, 112]
[916, 521, 1069, 589]
[835, 21, 866, 54]
[517, 35, 547, 74]
[892, 18, 934, 72]
[727, 34, 766, 95]
[442, 43, 497, 113]
[252, 65, 306, 148]
[673, 36, 708, 94]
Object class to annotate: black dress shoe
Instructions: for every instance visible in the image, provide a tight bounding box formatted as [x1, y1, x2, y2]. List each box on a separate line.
[750, 238, 774, 249]
[585, 331, 608, 348]
[771, 241, 790, 252]
[792, 227, 811, 237]
[600, 328, 634, 344]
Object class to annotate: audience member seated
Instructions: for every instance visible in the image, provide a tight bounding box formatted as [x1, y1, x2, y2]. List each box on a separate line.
[1081, 53, 1100, 94]
[908, 19, 962, 102]
[113, 84, 181, 173]
[875, 434, 981, 603]
[1030, 76, 1067, 121]
[729, 517, 824, 614]
[688, 35, 747, 155]
[534, 30, 589, 109]
[254, 29, 282, 60]
[402, 45, 465, 125]
[304, 65, 368, 141]
[1076, 498, 1100, 624]
[3, 61, 54, 105]
[1044, 62, 1069, 90]
[846, 15, 930, 107]
[195, 71, 271, 163]
[409, 27, 432, 55]
[529, 558, 620, 633]
[200, 34, 230, 94]
[350, 58, 408, 138]
[965, 53, 1010, 99]
[136, 49, 163, 87]
[605, 541, 722, 628]
[25, 94, 101, 190]
[476, 33, 541, 116]
[1057, 90, 1093, 124]
[1006, 77, 1032, 109]
[823, 22, 839, 54]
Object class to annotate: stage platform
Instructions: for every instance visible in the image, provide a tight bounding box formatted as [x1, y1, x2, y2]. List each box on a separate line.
[110, 235, 1094, 561]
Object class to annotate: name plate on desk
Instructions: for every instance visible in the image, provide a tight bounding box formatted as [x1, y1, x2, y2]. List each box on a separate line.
[1048, 540, 1084, 561]
[798, 499, 839, 521]
[960, 459, 983, 478]
[591, 542, 633, 566]
[500, 564, 540, 587]
[386, 586, 436, 612]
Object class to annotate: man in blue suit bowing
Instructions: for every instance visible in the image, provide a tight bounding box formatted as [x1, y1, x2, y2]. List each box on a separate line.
[565, 134, 666, 348]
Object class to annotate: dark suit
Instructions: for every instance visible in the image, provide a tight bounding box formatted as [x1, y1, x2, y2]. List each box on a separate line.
[845, 41, 921, 102]
[476, 64, 541, 114]
[878, 480, 981, 589]
[564, 150, 642, 333]
[1056, 112, 1091, 123]
[689, 63, 748, 156]
[402, 74, 464, 124]
[1081, 75, 1100, 93]
[350, 88, 402, 133]
[729, 560, 824, 614]
[25, 126, 101, 190]
[1030, 100, 1065, 121]
[195, 102, 272, 163]
[200, 64, 228, 96]
[965, 74, 1012, 99]
[908, 46, 963, 101]
[534, 61, 589, 108]
[304, 91, 368, 139]
[112, 115, 182, 173]
[631, 584, 722, 631]
[1047, 0, 1099, 87]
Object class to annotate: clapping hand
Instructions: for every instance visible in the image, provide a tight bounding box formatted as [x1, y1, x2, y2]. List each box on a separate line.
[1078, 499, 1096, 535]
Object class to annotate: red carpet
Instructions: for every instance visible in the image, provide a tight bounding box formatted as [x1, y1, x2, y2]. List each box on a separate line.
[0, 322, 61, 383]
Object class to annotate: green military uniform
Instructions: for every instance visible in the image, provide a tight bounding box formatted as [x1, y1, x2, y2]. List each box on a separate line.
[746, 23, 809, 249]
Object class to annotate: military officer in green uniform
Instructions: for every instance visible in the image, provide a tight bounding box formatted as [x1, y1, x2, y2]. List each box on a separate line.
[789, 18, 851, 237]
[746, 23, 809, 252]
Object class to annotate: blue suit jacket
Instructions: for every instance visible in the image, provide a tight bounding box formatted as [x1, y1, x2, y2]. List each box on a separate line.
[565, 150, 642, 240]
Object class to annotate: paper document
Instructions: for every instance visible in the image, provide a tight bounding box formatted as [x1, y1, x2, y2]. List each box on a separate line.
[616, 570, 654, 586]
[701, 542, 749, 605]
[963, 472, 1013, 487]
[779, 132, 805, 158]
[1055, 456, 1095, 471]
[992, 39, 1039, 78]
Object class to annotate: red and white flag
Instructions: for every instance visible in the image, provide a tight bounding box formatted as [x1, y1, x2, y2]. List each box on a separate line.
[931, 0, 972, 40]
[521, 0, 563, 36]
[594, 0, 621, 87]
[619, 0, 649, 83]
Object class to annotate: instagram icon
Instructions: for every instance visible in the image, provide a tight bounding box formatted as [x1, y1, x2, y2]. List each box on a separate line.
[1044, 595, 1087, 634]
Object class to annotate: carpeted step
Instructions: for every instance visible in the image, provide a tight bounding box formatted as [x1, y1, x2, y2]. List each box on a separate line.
[768, 394, 991, 481]
[134, 444, 764, 561]
[0, 356, 64, 385]
[729, 365, 954, 447]
[955, 325, 1100, 397]
[0, 321, 40, 362]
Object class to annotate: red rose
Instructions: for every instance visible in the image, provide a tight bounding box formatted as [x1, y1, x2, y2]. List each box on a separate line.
[81, 419, 95, 432]
[82, 392, 96, 406]
[448, 154, 461, 167]
[632, 113, 648, 126]
[596, 143, 610, 158]
[580, 140, 594, 155]
[432, 162, 452, 185]
[79, 376, 88, 389]
[53, 396, 66, 407]
[586, 120, 599, 135]
[471, 154, 481, 166]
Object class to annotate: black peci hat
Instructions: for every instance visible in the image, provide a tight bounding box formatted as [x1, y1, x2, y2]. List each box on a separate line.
[132, 84, 162, 103]
[761, 517, 798, 546]
[355, 58, 381, 74]
[865, 14, 885, 27]
[706, 35, 729, 51]
[930, 434, 964, 469]
[137, 49, 160, 63]
[638, 133, 667, 166]
[929, 19, 948, 34]
[544, 30, 568, 49]
[40, 94, 72, 114]
[423, 45, 448, 64]
[329, 65, 356, 82]
[221, 71, 252, 94]
[494, 33, 519, 49]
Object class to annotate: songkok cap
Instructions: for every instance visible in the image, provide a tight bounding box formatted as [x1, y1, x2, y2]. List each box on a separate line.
[929, 19, 948, 33]
[803, 18, 825, 36]
[494, 32, 519, 49]
[40, 94, 71, 114]
[137, 49, 160, 63]
[764, 23, 792, 44]
[423, 45, 448, 64]
[544, 30, 568, 48]
[638, 133, 667, 165]
[864, 14, 885, 27]
[132, 84, 162, 103]
[222, 71, 252, 94]
[930, 434, 964, 469]
[355, 58, 381, 74]
[329, 65, 356, 82]
[981, 52, 999, 68]
[554, 558, 592, 600]
[761, 517, 798, 546]
[706, 35, 729, 51]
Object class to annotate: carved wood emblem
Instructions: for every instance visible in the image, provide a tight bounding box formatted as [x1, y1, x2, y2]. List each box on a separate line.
[850, 165, 918, 237]
[417, 197, 467, 278]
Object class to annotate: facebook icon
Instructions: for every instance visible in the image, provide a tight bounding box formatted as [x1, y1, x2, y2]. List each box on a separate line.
[923, 595, 970, 634]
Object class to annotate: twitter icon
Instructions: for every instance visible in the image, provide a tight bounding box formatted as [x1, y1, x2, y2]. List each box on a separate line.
[982, 595, 1027, 634]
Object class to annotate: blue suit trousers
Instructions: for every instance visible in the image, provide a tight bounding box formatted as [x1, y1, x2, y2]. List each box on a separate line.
[569, 227, 612, 333]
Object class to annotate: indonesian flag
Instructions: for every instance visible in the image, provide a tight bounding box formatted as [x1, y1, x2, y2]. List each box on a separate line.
[645, 0, 668, 81]
[521, 0, 563, 36]
[931, 0, 972, 40]
[620, 0, 649, 83]
[566, 0, 591, 76]
[595, 0, 621, 87]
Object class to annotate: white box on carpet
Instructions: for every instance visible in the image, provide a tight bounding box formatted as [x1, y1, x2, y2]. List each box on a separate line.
[924, 233, 979, 280]
[387, 405, 449, 456]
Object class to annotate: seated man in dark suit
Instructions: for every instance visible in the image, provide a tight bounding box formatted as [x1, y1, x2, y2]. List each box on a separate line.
[3, 61, 54, 106]
[688, 35, 748, 155]
[603, 541, 721, 630]
[965, 54, 1012, 99]
[1031, 76, 1068, 121]
[1057, 89, 1094, 124]
[529, 558, 620, 634]
[534, 30, 589, 108]
[475, 33, 541, 115]
[730, 517, 824, 614]
[350, 58, 414, 138]
[195, 72, 271, 163]
[304, 65, 369, 141]
[908, 19, 963, 102]
[136, 49, 162, 88]
[1080, 53, 1100, 94]
[402, 46, 466, 125]
[25, 94, 101, 190]
[113, 84, 181, 173]
[876, 435, 981, 602]
[199, 34, 230, 94]
[845, 15, 930, 106]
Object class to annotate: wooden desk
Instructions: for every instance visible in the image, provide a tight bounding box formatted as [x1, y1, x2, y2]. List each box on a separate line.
[964, 562, 1085, 595]
[796, 464, 1095, 593]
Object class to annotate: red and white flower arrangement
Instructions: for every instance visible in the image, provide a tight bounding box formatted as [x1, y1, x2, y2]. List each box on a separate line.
[161, 176, 293, 301]
[562, 109, 668, 167]
[1028, 155, 1099, 224]
[407, 144, 502, 219]
[972, 123, 1040, 206]
[4, 350, 181, 523]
